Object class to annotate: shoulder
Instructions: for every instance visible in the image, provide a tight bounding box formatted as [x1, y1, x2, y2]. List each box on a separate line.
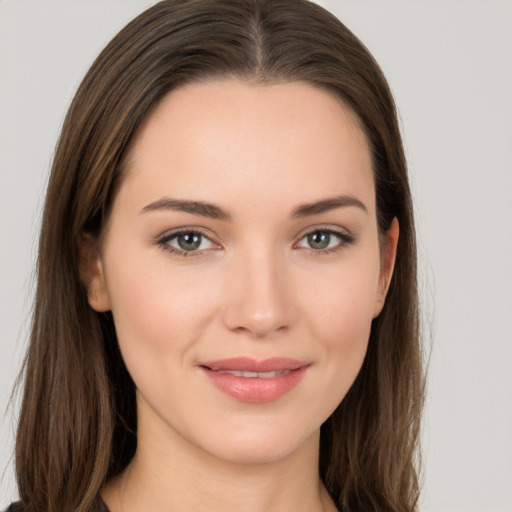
[95, 497, 111, 512]
[4, 504, 24, 512]
[3, 498, 110, 512]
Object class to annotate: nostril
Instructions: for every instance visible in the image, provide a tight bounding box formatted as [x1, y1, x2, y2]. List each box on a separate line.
[220, 271, 293, 337]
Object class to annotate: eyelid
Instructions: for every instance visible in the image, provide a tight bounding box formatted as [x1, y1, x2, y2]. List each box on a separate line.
[294, 223, 354, 241]
[156, 226, 221, 257]
[155, 224, 355, 257]
[293, 224, 355, 252]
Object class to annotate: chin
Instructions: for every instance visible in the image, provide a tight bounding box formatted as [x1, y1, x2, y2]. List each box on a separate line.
[195, 418, 320, 466]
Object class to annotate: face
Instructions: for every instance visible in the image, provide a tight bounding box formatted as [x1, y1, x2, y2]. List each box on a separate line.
[85, 80, 398, 465]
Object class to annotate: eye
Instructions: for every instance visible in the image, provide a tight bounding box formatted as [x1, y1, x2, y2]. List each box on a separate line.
[296, 228, 354, 252]
[158, 229, 217, 256]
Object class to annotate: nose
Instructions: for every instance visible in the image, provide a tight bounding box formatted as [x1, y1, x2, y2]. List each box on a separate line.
[222, 247, 293, 338]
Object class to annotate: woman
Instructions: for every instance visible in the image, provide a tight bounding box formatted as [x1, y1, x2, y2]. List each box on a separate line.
[8, 0, 424, 511]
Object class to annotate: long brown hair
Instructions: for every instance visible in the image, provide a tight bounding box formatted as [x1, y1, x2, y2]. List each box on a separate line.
[14, 1, 424, 510]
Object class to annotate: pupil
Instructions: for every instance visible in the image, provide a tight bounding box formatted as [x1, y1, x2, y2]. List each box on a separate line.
[178, 233, 201, 251]
[308, 231, 330, 249]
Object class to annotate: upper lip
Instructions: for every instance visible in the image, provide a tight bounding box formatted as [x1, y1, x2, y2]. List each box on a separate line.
[198, 357, 308, 373]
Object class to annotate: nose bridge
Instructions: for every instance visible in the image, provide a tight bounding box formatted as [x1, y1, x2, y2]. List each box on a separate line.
[222, 242, 292, 337]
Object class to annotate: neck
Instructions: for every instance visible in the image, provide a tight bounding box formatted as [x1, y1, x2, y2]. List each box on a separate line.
[102, 405, 335, 512]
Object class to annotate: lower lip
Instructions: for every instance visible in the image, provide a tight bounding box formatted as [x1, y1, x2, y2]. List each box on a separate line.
[201, 366, 309, 403]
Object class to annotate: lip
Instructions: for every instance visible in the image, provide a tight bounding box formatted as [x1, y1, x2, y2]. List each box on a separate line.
[198, 357, 310, 403]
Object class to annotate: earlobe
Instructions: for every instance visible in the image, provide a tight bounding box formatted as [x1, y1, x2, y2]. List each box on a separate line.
[78, 233, 111, 312]
[373, 217, 399, 318]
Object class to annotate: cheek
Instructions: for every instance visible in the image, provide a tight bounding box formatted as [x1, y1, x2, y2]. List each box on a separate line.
[104, 247, 222, 367]
[312, 282, 374, 365]
[304, 250, 380, 339]
[301, 255, 380, 402]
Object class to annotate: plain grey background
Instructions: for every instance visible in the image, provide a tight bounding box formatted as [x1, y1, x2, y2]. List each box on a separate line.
[1, 1, 511, 510]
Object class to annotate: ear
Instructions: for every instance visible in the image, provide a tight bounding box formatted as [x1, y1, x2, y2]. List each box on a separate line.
[373, 217, 399, 318]
[78, 233, 111, 312]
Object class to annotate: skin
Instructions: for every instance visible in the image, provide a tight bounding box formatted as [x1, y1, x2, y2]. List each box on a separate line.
[83, 80, 398, 512]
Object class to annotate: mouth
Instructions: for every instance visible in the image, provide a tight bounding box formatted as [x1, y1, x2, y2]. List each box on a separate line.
[211, 369, 292, 378]
[198, 357, 310, 403]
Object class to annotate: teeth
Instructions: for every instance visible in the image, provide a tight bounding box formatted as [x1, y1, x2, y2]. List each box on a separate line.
[241, 371, 259, 378]
[258, 370, 289, 378]
[215, 369, 291, 378]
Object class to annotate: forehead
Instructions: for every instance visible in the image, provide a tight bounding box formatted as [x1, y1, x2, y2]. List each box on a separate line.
[120, 79, 375, 216]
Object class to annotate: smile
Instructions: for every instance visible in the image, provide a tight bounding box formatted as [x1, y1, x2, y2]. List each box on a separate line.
[214, 369, 291, 378]
[198, 357, 309, 403]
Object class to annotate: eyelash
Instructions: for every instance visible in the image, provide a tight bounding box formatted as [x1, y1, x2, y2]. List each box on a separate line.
[295, 227, 355, 255]
[156, 226, 355, 258]
[156, 227, 217, 258]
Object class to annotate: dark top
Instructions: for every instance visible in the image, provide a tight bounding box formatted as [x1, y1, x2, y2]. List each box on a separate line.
[5, 497, 110, 512]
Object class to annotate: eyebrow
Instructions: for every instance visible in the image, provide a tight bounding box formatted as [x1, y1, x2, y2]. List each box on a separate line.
[140, 194, 367, 220]
[291, 195, 368, 218]
[141, 198, 232, 220]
